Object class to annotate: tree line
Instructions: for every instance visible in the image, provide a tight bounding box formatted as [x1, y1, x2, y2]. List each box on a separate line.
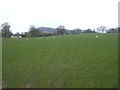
[0, 22, 120, 38]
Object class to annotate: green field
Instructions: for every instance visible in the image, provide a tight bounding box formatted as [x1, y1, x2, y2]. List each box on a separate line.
[2, 33, 118, 88]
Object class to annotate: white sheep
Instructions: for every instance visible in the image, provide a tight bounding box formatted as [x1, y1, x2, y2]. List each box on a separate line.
[96, 35, 98, 38]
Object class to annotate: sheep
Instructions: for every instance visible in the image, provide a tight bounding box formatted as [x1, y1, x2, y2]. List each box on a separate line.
[96, 35, 98, 38]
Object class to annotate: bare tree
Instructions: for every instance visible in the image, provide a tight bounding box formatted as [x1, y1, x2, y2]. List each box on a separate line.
[97, 26, 106, 33]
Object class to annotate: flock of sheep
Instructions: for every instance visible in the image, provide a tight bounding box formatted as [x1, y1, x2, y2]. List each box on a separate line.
[15, 35, 99, 41]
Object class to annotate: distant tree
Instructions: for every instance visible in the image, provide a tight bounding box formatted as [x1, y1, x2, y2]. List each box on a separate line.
[1, 22, 13, 38]
[69, 30, 74, 34]
[73, 28, 82, 34]
[111, 28, 116, 33]
[83, 29, 93, 33]
[92, 29, 97, 33]
[14, 32, 20, 38]
[20, 32, 25, 37]
[65, 30, 70, 35]
[24, 32, 29, 37]
[29, 25, 40, 37]
[96, 26, 106, 33]
[106, 28, 118, 33]
[56, 25, 65, 36]
[118, 27, 120, 33]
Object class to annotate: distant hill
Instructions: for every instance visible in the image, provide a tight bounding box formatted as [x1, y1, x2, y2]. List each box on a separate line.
[37, 27, 71, 33]
[38, 27, 56, 33]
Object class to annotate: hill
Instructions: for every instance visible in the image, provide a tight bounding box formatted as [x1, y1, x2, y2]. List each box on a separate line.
[38, 27, 56, 33]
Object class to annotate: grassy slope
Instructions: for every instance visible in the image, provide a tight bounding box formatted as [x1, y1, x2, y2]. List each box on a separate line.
[3, 33, 118, 88]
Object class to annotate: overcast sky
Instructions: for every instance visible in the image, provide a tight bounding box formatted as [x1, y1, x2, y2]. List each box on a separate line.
[0, 0, 119, 33]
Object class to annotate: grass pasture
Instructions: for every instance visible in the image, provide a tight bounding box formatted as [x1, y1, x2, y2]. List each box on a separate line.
[2, 33, 118, 88]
